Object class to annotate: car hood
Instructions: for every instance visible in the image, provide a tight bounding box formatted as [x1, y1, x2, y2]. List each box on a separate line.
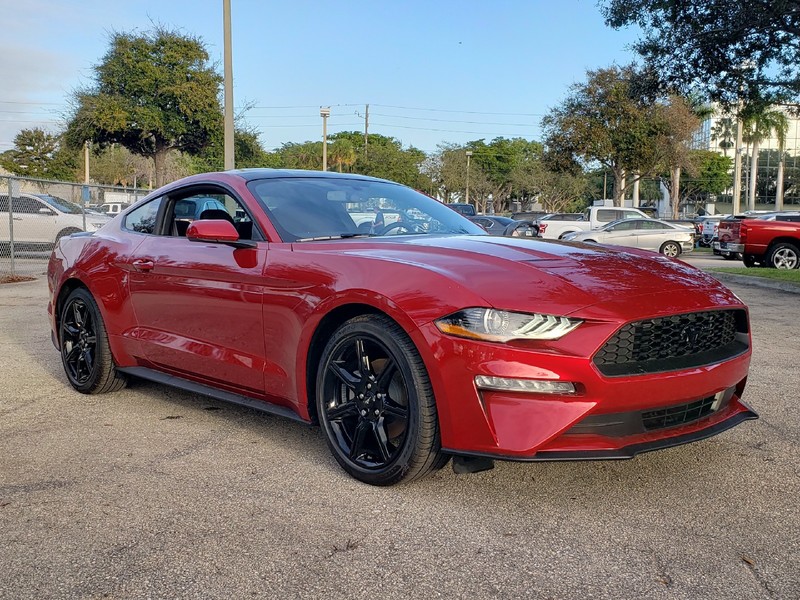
[331, 235, 741, 318]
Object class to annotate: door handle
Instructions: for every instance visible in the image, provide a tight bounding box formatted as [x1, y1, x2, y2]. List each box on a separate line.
[132, 259, 155, 273]
[12, 217, 22, 221]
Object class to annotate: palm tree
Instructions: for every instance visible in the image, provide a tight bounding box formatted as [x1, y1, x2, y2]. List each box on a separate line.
[711, 117, 736, 156]
[328, 139, 356, 173]
[743, 109, 789, 211]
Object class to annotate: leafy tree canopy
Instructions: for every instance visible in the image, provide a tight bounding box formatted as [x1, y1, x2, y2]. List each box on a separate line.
[602, 0, 800, 108]
[0, 128, 78, 181]
[65, 27, 223, 186]
[541, 65, 672, 205]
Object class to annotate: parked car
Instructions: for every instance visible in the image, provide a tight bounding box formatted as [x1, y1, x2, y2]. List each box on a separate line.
[99, 202, 131, 215]
[536, 206, 650, 239]
[447, 202, 476, 217]
[48, 169, 755, 485]
[563, 218, 695, 257]
[469, 215, 536, 237]
[715, 212, 800, 268]
[0, 192, 109, 249]
[698, 216, 724, 247]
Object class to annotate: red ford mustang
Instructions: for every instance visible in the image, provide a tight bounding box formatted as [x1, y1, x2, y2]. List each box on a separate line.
[48, 169, 757, 485]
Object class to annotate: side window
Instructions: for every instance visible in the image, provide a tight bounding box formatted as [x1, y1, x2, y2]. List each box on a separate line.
[610, 221, 637, 231]
[0, 196, 8, 212]
[168, 191, 258, 241]
[639, 221, 661, 230]
[14, 197, 47, 214]
[618, 210, 639, 221]
[596, 210, 617, 223]
[124, 197, 163, 235]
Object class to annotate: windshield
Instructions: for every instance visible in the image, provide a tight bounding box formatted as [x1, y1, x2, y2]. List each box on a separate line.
[34, 194, 83, 215]
[248, 177, 486, 242]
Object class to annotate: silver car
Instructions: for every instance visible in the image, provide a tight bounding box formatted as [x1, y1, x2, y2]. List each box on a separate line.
[563, 218, 695, 257]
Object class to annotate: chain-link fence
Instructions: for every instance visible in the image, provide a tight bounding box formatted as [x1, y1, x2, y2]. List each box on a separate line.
[1, 175, 149, 278]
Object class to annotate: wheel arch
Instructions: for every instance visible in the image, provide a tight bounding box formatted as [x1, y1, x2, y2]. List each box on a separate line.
[54, 277, 90, 345]
[305, 302, 397, 424]
[766, 237, 800, 253]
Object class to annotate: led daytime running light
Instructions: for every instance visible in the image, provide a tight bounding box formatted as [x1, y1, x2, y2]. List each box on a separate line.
[474, 375, 576, 394]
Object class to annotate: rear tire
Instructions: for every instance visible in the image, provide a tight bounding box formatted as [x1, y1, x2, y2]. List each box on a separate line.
[742, 254, 762, 268]
[660, 241, 681, 257]
[59, 288, 127, 394]
[767, 243, 800, 269]
[316, 314, 444, 485]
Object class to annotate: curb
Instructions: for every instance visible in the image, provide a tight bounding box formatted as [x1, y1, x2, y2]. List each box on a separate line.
[709, 271, 800, 295]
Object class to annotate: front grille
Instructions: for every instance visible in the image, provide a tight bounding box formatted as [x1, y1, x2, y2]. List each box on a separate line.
[641, 396, 716, 431]
[594, 309, 748, 376]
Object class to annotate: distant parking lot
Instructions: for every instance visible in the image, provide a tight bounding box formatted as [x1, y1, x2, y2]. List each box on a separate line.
[0, 277, 798, 599]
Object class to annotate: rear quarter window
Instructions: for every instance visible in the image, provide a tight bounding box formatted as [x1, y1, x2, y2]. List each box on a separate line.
[124, 197, 163, 235]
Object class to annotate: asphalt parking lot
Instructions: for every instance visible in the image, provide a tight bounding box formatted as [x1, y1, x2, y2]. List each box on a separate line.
[1, 276, 798, 600]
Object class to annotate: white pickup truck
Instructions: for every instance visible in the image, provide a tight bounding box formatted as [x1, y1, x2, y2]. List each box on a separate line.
[536, 206, 650, 239]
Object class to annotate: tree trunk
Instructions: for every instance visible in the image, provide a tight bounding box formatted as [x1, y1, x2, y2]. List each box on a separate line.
[632, 173, 640, 207]
[153, 147, 170, 188]
[748, 140, 759, 212]
[671, 166, 681, 218]
[613, 169, 625, 207]
[776, 156, 785, 211]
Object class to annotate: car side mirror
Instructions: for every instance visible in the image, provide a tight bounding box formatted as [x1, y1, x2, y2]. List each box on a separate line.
[39, 207, 55, 215]
[186, 219, 256, 249]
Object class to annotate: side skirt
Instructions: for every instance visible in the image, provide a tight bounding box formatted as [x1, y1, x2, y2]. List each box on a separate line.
[118, 366, 307, 424]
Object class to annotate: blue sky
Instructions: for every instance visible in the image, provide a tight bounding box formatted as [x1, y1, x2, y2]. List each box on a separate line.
[0, 0, 640, 154]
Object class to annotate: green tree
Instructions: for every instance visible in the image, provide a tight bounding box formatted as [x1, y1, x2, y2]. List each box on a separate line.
[711, 117, 736, 157]
[328, 138, 357, 173]
[742, 108, 789, 210]
[679, 150, 733, 207]
[190, 128, 270, 173]
[541, 65, 669, 207]
[602, 0, 800, 107]
[65, 28, 223, 187]
[0, 128, 79, 182]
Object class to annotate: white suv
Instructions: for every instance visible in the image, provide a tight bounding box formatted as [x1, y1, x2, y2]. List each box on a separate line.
[0, 193, 110, 248]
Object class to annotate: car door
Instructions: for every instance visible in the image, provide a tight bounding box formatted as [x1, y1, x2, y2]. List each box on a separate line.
[5, 195, 59, 244]
[125, 187, 268, 396]
[597, 220, 638, 246]
[634, 220, 669, 251]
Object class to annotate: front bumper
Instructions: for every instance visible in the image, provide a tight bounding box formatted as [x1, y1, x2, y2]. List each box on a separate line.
[415, 319, 753, 461]
[713, 241, 744, 253]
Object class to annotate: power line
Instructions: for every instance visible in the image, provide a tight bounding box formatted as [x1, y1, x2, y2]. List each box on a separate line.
[371, 121, 537, 137]
[372, 103, 545, 117]
[370, 112, 538, 127]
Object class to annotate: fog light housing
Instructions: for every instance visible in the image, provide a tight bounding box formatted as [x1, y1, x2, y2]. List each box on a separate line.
[474, 375, 576, 394]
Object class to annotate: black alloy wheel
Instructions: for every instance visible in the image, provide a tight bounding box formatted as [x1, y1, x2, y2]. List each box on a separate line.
[59, 288, 127, 394]
[316, 314, 446, 485]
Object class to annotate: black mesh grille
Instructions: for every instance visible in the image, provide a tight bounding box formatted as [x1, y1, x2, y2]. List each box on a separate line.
[641, 396, 716, 431]
[594, 310, 748, 376]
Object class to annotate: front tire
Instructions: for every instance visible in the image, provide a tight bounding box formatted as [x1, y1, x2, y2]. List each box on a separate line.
[59, 288, 127, 394]
[767, 243, 800, 269]
[316, 314, 445, 485]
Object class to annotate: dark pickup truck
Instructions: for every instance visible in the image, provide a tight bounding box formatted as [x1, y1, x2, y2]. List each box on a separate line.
[716, 212, 800, 268]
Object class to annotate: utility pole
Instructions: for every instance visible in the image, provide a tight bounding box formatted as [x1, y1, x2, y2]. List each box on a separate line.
[465, 150, 473, 207]
[364, 104, 369, 158]
[320, 107, 330, 171]
[223, 0, 235, 170]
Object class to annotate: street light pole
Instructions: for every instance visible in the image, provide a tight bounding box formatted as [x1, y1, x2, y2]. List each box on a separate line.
[732, 110, 744, 215]
[223, 0, 235, 170]
[465, 150, 473, 207]
[320, 107, 330, 171]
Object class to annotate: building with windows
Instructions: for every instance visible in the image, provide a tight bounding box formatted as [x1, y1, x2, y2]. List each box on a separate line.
[694, 106, 800, 213]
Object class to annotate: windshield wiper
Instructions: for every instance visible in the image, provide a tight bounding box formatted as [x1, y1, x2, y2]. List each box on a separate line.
[296, 233, 376, 242]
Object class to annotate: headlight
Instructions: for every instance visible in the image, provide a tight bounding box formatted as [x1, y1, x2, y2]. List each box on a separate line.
[435, 308, 582, 342]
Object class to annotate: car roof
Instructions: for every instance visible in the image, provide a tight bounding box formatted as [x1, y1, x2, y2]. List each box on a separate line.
[230, 168, 393, 184]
